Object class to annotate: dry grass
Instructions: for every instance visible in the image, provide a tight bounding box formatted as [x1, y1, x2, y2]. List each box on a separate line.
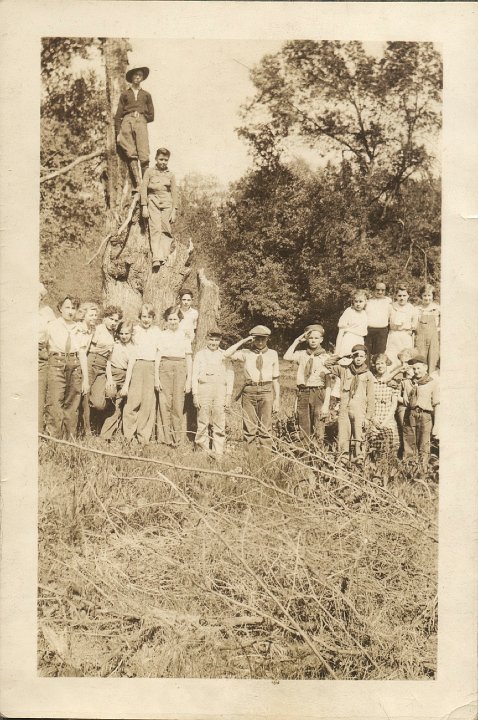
[38, 368, 438, 679]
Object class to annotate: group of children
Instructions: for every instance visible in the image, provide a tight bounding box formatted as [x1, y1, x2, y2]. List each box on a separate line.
[39, 279, 440, 472]
[39, 287, 198, 446]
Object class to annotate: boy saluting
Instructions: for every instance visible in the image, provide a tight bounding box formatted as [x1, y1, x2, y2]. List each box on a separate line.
[115, 65, 154, 191]
[224, 326, 280, 448]
[283, 324, 332, 445]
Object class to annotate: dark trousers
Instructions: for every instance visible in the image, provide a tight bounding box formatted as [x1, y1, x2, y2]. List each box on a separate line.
[100, 366, 127, 440]
[296, 387, 326, 443]
[47, 355, 82, 438]
[365, 327, 389, 357]
[403, 407, 433, 470]
[81, 354, 108, 434]
[242, 384, 273, 447]
[38, 345, 49, 432]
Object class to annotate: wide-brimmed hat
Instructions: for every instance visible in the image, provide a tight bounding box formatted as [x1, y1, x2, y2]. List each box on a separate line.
[250, 325, 271, 337]
[125, 66, 150, 83]
[408, 355, 427, 365]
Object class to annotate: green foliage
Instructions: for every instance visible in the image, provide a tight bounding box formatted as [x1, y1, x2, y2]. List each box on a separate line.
[213, 41, 442, 344]
[40, 38, 107, 284]
[213, 162, 440, 345]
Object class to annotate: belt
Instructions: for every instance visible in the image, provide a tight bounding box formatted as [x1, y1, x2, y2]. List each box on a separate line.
[162, 356, 185, 361]
[50, 352, 78, 358]
[297, 385, 323, 392]
[125, 111, 143, 119]
[246, 381, 272, 387]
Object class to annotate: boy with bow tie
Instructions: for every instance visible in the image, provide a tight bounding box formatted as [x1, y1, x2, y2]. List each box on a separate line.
[401, 355, 440, 471]
[284, 324, 331, 444]
[224, 326, 280, 447]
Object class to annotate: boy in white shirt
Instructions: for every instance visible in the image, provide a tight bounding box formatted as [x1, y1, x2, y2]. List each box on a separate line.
[365, 280, 392, 356]
[192, 330, 234, 456]
[283, 324, 331, 445]
[224, 325, 280, 448]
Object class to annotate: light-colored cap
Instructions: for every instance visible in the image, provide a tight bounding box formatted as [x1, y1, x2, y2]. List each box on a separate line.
[250, 325, 271, 337]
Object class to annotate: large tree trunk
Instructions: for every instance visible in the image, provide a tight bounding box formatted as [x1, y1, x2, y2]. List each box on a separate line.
[195, 268, 221, 350]
[101, 38, 200, 322]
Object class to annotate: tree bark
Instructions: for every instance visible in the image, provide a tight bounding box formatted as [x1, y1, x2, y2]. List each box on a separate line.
[195, 268, 221, 350]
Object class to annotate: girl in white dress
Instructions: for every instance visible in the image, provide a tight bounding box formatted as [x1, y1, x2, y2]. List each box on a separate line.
[335, 290, 368, 358]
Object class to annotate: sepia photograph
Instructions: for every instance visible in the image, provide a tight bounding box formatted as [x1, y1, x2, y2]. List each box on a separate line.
[1, 2, 477, 718]
[38, 36, 441, 681]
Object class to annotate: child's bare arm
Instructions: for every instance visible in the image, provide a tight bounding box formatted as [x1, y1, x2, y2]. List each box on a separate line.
[283, 334, 305, 361]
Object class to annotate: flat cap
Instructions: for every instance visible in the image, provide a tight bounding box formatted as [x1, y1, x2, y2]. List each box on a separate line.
[408, 355, 427, 365]
[207, 329, 223, 338]
[351, 344, 367, 354]
[250, 325, 271, 337]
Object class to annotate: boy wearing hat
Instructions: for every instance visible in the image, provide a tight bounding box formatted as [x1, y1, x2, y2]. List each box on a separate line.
[401, 355, 439, 471]
[283, 324, 332, 444]
[114, 66, 155, 190]
[327, 344, 375, 461]
[224, 326, 280, 447]
[192, 330, 234, 456]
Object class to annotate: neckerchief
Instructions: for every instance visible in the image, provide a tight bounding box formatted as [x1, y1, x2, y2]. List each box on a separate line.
[349, 362, 369, 397]
[408, 373, 431, 408]
[304, 345, 326, 383]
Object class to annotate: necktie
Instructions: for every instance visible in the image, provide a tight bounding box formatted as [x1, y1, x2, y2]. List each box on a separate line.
[256, 352, 264, 382]
[65, 330, 72, 355]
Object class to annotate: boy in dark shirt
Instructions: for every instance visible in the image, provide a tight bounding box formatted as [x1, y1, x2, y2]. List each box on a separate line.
[114, 66, 154, 190]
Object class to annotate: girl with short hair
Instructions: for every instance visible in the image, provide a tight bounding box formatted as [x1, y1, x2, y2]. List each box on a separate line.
[122, 303, 161, 444]
[156, 306, 192, 447]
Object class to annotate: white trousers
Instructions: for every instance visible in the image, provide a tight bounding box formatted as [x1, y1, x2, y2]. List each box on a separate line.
[195, 382, 227, 455]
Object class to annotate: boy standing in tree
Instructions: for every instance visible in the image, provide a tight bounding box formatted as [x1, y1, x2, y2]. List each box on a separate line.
[115, 65, 154, 191]
[141, 148, 178, 269]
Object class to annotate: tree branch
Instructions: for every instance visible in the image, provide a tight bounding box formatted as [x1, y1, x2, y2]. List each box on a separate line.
[40, 149, 104, 183]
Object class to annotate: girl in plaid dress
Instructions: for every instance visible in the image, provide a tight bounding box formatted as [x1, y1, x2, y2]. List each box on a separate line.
[368, 354, 399, 458]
